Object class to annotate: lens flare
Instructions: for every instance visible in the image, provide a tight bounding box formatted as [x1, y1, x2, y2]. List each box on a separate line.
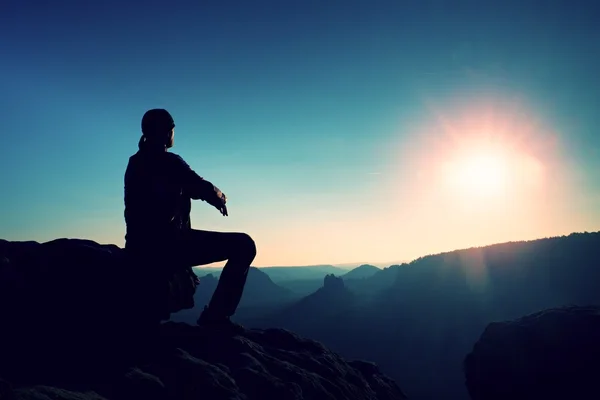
[443, 152, 509, 198]
[382, 89, 578, 260]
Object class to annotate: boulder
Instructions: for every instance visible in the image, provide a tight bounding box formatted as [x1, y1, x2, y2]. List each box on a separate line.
[0, 238, 197, 379]
[464, 305, 600, 400]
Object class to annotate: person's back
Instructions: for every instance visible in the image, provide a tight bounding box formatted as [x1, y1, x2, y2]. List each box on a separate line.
[124, 148, 193, 251]
[124, 109, 256, 330]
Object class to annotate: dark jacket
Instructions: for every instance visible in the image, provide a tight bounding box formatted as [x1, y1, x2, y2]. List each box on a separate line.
[124, 148, 223, 250]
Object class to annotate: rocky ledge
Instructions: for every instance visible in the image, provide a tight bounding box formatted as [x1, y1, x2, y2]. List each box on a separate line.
[0, 238, 407, 400]
[1, 322, 407, 400]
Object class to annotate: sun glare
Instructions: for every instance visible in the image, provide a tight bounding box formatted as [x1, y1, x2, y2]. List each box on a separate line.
[447, 152, 508, 197]
[383, 90, 580, 262]
[392, 93, 561, 216]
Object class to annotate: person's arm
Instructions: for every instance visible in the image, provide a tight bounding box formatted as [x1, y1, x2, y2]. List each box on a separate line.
[170, 154, 228, 215]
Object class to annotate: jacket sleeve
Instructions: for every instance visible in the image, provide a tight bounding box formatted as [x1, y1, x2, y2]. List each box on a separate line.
[170, 154, 224, 206]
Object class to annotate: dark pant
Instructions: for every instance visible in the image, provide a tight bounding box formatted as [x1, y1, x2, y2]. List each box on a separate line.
[172, 229, 257, 317]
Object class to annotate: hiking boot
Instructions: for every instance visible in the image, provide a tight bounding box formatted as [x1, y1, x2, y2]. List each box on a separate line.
[197, 306, 245, 334]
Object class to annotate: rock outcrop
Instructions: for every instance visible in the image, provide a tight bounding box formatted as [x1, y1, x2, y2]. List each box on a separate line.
[323, 273, 345, 291]
[0, 238, 197, 321]
[1, 322, 407, 400]
[464, 305, 600, 400]
[0, 238, 407, 400]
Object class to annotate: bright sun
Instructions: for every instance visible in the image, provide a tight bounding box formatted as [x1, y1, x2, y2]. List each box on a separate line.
[441, 148, 511, 200]
[456, 153, 508, 196]
[395, 93, 558, 217]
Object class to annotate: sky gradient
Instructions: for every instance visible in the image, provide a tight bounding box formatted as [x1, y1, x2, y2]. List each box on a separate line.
[1, 0, 599, 266]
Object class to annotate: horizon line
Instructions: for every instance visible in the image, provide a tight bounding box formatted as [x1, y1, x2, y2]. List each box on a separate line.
[193, 229, 600, 270]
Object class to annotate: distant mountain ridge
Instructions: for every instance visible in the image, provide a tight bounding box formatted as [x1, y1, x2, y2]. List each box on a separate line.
[242, 231, 600, 400]
[193, 264, 348, 280]
[344, 264, 406, 296]
[342, 264, 381, 280]
[258, 265, 348, 281]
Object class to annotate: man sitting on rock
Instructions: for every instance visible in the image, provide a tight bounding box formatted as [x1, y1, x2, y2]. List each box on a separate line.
[124, 108, 256, 329]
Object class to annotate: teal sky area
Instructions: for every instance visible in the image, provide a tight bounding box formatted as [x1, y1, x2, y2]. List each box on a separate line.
[1, 1, 599, 266]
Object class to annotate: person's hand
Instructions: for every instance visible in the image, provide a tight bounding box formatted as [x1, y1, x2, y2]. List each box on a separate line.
[209, 186, 228, 216]
[206, 195, 228, 216]
[217, 191, 228, 216]
[219, 203, 228, 217]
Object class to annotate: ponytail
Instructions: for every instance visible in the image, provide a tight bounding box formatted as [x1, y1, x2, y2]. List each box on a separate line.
[138, 134, 146, 150]
[138, 133, 167, 152]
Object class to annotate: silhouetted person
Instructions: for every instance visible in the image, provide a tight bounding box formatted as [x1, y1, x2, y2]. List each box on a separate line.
[124, 108, 256, 329]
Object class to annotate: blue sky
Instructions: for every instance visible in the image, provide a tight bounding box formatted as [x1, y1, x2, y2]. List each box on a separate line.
[1, 0, 599, 266]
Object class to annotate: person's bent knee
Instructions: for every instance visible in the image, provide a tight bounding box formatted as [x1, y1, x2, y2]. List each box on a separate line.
[237, 233, 257, 260]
